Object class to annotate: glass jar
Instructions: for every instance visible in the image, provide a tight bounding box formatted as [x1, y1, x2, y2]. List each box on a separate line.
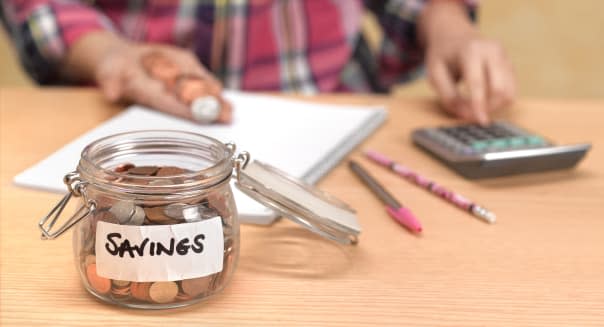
[44, 131, 240, 309]
[40, 130, 361, 310]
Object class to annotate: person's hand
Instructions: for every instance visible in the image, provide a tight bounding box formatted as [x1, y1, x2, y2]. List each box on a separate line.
[62, 32, 228, 122]
[419, 0, 516, 125]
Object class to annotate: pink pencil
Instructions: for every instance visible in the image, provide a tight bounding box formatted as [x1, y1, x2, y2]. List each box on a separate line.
[364, 150, 496, 224]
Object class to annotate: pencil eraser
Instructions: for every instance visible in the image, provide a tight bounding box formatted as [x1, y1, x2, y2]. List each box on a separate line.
[386, 206, 423, 233]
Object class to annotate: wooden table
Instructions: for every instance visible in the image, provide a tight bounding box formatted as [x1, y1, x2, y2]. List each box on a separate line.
[1, 88, 603, 326]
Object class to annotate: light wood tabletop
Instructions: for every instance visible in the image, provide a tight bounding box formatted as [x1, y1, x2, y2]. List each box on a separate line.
[1, 88, 603, 326]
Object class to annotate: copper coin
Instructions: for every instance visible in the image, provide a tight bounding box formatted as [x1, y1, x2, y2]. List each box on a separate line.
[148, 179, 174, 186]
[111, 287, 130, 299]
[112, 279, 131, 288]
[111, 280, 131, 298]
[96, 210, 120, 224]
[86, 264, 111, 294]
[127, 166, 159, 176]
[156, 166, 187, 177]
[144, 206, 175, 224]
[175, 291, 193, 302]
[114, 163, 135, 173]
[208, 193, 230, 219]
[94, 194, 116, 210]
[177, 77, 209, 104]
[130, 282, 152, 302]
[149, 281, 178, 304]
[142, 52, 180, 87]
[181, 276, 213, 297]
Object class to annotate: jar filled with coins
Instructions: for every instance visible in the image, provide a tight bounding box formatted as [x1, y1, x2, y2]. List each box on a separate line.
[40, 131, 242, 309]
[40, 130, 361, 309]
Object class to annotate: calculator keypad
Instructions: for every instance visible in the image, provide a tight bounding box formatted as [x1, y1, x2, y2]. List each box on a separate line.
[429, 122, 550, 155]
[412, 121, 590, 179]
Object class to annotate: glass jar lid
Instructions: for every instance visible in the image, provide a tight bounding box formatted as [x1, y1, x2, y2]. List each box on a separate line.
[235, 159, 361, 245]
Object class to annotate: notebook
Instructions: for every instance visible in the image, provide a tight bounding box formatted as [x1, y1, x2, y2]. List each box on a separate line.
[14, 91, 387, 224]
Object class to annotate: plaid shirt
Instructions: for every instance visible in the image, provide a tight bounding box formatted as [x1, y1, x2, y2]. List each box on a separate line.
[1, 0, 475, 93]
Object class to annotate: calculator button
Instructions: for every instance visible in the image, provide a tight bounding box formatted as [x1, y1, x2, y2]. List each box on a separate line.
[526, 135, 546, 146]
[508, 137, 526, 148]
[471, 140, 490, 151]
[490, 128, 512, 138]
[488, 138, 509, 149]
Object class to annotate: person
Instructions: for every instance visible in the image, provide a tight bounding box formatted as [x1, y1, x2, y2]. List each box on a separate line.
[1, 0, 515, 125]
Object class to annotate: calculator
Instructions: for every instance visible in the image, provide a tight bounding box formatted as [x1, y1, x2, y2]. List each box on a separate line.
[412, 121, 591, 179]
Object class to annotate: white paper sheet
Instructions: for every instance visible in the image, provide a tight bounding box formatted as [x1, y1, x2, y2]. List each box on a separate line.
[14, 91, 387, 224]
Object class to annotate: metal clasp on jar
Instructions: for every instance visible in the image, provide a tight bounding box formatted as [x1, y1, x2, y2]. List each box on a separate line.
[38, 171, 96, 240]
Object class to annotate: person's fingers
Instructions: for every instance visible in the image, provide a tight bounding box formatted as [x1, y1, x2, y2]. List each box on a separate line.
[427, 57, 461, 116]
[163, 48, 224, 95]
[484, 45, 516, 112]
[95, 54, 127, 102]
[460, 44, 489, 125]
[122, 69, 193, 121]
[450, 97, 476, 122]
[98, 75, 122, 102]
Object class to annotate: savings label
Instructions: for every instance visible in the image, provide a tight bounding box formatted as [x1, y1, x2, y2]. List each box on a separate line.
[95, 217, 224, 282]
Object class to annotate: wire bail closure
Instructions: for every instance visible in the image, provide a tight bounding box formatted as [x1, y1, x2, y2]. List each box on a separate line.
[226, 142, 250, 182]
[38, 172, 96, 240]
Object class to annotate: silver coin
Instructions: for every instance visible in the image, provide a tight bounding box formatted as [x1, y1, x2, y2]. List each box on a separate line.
[109, 201, 135, 224]
[191, 96, 220, 124]
[127, 205, 146, 226]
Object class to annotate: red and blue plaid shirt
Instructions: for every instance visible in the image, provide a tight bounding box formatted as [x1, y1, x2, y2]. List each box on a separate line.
[1, 0, 475, 92]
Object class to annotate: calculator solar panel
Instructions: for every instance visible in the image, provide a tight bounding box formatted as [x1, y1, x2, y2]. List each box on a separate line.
[412, 122, 591, 179]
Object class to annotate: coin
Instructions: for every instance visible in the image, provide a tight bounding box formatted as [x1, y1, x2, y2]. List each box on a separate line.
[127, 205, 146, 226]
[144, 206, 175, 224]
[109, 201, 135, 224]
[141, 52, 181, 88]
[111, 286, 130, 299]
[86, 264, 111, 294]
[149, 281, 178, 304]
[112, 279, 131, 288]
[148, 179, 174, 186]
[175, 291, 193, 302]
[114, 163, 135, 173]
[111, 280, 131, 298]
[127, 166, 159, 176]
[177, 76, 209, 105]
[96, 209, 120, 224]
[156, 166, 187, 177]
[208, 193, 230, 220]
[181, 276, 213, 297]
[130, 282, 152, 302]
[94, 194, 116, 210]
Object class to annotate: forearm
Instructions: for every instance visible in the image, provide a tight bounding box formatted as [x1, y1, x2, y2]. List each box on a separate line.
[61, 31, 130, 83]
[418, 0, 476, 49]
[1, 0, 116, 84]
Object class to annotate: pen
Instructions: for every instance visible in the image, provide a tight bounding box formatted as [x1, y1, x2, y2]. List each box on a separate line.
[349, 160, 422, 233]
[364, 150, 496, 224]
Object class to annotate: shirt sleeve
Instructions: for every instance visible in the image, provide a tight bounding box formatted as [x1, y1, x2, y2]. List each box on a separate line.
[1, 0, 116, 84]
[363, 0, 477, 88]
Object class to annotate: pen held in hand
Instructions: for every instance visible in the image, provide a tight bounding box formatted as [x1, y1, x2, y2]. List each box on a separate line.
[348, 161, 422, 233]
